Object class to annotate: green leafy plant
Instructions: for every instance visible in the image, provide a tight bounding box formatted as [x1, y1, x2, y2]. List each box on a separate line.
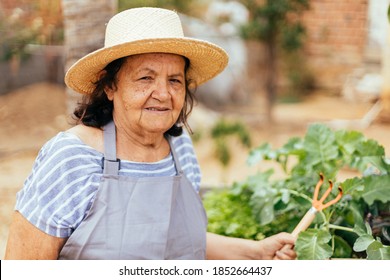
[203, 123, 390, 259]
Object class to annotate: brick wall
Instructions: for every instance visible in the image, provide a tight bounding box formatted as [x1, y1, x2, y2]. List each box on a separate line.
[302, 0, 369, 89]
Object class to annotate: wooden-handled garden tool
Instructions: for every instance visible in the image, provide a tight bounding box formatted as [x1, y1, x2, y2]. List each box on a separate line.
[291, 173, 343, 237]
[279, 174, 343, 257]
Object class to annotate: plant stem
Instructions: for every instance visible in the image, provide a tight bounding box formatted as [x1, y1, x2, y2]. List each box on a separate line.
[288, 189, 312, 202]
[328, 224, 355, 232]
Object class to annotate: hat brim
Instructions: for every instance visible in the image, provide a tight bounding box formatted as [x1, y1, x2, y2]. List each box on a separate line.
[65, 37, 229, 95]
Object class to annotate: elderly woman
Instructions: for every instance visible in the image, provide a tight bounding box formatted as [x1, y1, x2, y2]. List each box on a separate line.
[5, 7, 296, 260]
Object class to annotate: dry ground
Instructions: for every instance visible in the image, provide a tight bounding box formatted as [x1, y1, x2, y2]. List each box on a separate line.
[1, 82, 389, 258]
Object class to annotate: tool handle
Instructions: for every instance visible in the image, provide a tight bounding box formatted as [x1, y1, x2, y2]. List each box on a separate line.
[291, 207, 317, 237]
[279, 207, 318, 254]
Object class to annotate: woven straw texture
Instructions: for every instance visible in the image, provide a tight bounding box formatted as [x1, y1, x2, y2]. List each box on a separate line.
[65, 7, 229, 95]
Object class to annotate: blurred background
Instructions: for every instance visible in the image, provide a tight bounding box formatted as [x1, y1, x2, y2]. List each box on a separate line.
[1, 0, 390, 259]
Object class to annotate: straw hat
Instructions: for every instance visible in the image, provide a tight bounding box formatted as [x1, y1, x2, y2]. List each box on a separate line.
[65, 7, 229, 95]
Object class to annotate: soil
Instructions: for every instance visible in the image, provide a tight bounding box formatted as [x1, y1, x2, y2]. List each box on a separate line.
[1, 82, 389, 258]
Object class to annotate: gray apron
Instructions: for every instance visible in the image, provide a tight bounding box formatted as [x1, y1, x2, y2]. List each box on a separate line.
[59, 121, 207, 259]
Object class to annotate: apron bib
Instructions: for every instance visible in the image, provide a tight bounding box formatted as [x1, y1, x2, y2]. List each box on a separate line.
[59, 121, 207, 259]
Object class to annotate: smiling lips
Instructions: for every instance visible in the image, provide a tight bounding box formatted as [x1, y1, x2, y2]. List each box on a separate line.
[145, 106, 170, 112]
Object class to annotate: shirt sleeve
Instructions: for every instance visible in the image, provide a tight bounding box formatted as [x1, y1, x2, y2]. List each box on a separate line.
[172, 131, 202, 193]
[15, 132, 102, 238]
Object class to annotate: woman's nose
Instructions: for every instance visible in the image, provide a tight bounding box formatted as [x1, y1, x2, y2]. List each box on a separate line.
[151, 79, 170, 100]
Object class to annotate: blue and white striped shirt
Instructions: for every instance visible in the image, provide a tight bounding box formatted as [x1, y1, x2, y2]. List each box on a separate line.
[15, 131, 201, 238]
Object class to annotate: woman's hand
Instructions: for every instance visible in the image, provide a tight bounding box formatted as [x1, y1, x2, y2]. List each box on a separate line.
[255, 232, 296, 260]
[206, 232, 296, 260]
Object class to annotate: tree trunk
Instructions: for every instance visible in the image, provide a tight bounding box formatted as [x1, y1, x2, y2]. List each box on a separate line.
[264, 34, 277, 123]
[61, 0, 117, 116]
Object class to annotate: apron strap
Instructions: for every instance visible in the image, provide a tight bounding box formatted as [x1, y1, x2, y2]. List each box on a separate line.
[103, 120, 120, 175]
[168, 136, 184, 175]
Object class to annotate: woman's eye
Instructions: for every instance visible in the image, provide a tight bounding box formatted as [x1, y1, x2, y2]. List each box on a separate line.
[140, 76, 152, 80]
[170, 79, 182, 84]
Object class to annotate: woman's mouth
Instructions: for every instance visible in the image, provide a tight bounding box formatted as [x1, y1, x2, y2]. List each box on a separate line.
[145, 106, 170, 112]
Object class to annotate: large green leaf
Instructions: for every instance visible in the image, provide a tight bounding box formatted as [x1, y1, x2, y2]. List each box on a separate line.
[349, 203, 367, 236]
[366, 241, 390, 260]
[361, 175, 390, 205]
[335, 130, 365, 155]
[343, 201, 366, 238]
[249, 181, 277, 225]
[353, 234, 375, 252]
[356, 139, 385, 157]
[295, 229, 333, 260]
[342, 175, 390, 219]
[351, 139, 388, 172]
[303, 124, 339, 175]
[341, 177, 364, 196]
[236, 170, 277, 225]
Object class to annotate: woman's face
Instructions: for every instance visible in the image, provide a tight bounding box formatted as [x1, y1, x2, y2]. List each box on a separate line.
[106, 53, 186, 135]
